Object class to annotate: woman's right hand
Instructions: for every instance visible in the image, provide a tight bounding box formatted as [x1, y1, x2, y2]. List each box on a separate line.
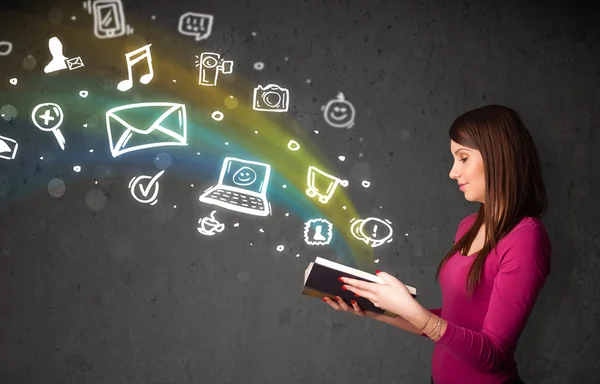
[322, 296, 383, 320]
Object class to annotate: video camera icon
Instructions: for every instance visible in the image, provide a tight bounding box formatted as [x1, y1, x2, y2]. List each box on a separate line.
[197, 52, 233, 87]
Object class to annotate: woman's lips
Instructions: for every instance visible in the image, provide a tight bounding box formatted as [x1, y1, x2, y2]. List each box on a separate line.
[460, 183, 468, 191]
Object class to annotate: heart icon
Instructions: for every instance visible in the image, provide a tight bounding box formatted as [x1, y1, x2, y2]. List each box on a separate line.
[9, 78, 17, 85]
[79, 90, 88, 98]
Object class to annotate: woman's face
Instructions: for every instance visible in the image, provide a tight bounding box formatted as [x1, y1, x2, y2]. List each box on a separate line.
[449, 140, 485, 203]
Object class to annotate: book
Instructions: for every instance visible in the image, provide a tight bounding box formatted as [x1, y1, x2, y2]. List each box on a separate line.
[302, 257, 418, 318]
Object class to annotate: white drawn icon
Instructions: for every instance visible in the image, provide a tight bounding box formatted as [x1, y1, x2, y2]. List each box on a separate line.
[199, 157, 271, 216]
[117, 44, 154, 91]
[43, 37, 84, 74]
[128, 170, 165, 205]
[31, 103, 66, 150]
[322, 92, 356, 129]
[252, 84, 289, 112]
[196, 52, 233, 86]
[350, 217, 393, 248]
[197, 210, 225, 236]
[105, 102, 187, 158]
[0, 135, 18, 160]
[306, 166, 348, 204]
[304, 218, 333, 245]
[0, 41, 13, 56]
[83, 0, 133, 39]
[178, 12, 213, 41]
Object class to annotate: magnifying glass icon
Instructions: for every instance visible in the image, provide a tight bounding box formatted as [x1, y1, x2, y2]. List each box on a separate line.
[31, 103, 66, 150]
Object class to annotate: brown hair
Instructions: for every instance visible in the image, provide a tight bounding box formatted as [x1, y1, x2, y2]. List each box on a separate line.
[436, 105, 548, 298]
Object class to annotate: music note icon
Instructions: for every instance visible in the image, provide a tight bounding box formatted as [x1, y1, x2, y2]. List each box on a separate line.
[117, 44, 154, 92]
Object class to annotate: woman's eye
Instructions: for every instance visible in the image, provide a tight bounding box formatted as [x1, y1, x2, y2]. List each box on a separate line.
[460, 158, 467, 163]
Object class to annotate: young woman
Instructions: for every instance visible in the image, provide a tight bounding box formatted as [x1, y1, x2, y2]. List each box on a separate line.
[323, 105, 551, 384]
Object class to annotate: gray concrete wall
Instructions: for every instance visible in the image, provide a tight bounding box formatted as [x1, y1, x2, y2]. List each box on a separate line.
[0, 0, 598, 383]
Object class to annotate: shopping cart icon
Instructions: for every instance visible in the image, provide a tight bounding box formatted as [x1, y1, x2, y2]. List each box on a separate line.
[306, 166, 349, 204]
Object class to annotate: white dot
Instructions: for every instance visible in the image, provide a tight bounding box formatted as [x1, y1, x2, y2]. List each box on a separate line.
[89, 149, 94, 153]
[9, 78, 17, 85]
[173, 205, 177, 208]
[172, 79, 176, 82]
[284, 56, 289, 61]
[282, 184, 286, 188]
[190, 184, 194, 187]
[314, 130, 319, 134]
[225, 142, 229, 145]
[196, 152, 200, 155]
[151, 15, 156, 20]
[249, 242, 253, 245]
[79, 90, 88, 98]
[362, 180, 371, 188]
[359, 137, 363, 142]
[342, 206, 347, 210]
[259, 228, 264, 233]
[83, 123, 87, 128]
[211, 111, 224, 121]
[338, 156, 345, 161]
[306, 79, 312, 84]
[405, 233, 408, 236]
[71, 15, 76, 20]
[295, 254, 300, 257]
[253, 62, 265, 71]
[374, 259, 380, 263]
[287, 140, 300, 151]
[251, 31, 257, 36]
[234, 223, 239, 227]
[73, 166, 81, 172]
[358, 153, 363, 158]
[40, 156, 44, 160]
[285, 212, 289, 216]
[276, 245, 284, 252]
[95, 180, 98, 184]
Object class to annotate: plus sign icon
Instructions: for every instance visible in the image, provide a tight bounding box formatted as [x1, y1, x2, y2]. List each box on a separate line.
[31, 102, 67, 150]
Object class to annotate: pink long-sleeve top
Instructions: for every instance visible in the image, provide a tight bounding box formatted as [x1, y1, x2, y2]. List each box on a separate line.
[423, 213, 552, 384]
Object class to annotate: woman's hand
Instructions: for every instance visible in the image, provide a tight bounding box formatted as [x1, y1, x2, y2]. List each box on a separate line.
[339, 271, 418, 319]
[322, 296, 384, 320]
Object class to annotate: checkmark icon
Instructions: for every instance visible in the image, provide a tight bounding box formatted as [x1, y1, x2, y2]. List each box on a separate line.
[129, 170, 166, 205]
[139, 170, 165, 197]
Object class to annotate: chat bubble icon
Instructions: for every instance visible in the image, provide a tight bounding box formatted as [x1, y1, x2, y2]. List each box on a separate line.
[178, 12, 214, 41]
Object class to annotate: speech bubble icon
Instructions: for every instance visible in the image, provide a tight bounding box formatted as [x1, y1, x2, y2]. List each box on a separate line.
[178, 12, 214, 41]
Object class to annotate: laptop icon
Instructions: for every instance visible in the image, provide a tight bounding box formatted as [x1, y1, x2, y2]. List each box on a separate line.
[199, 157, 271, 216]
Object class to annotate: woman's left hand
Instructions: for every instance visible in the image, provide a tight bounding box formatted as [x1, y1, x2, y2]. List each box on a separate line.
[340, 271, 418, 318]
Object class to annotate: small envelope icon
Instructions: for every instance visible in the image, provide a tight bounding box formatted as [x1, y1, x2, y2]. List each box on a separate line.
[106, 102, 188, 158]
[66, 56, 84, 70]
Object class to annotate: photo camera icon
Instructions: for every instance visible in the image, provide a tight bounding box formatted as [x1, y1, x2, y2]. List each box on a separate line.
[253, 84, 290, 113]
[178, 12, 214, 41]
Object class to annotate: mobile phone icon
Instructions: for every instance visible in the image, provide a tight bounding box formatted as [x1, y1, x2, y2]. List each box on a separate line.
[83, 0, 132, 39]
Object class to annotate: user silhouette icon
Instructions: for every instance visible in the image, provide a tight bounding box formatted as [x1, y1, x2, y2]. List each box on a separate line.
[44, 37, 68, 73]
[313, 225, 327, 241]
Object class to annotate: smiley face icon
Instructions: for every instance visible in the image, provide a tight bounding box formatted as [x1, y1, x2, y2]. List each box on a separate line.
[232, 166, 257, 186]
[322, 92, 356, 129]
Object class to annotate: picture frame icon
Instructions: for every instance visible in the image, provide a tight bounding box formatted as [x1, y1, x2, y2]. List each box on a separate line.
[0, 135, 18, 160]
[252, 84, 289, 112]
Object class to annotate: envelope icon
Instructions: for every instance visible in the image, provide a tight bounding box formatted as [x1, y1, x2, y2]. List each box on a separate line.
[106, 102, 188, 158]
[66, 56, 84, 70]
